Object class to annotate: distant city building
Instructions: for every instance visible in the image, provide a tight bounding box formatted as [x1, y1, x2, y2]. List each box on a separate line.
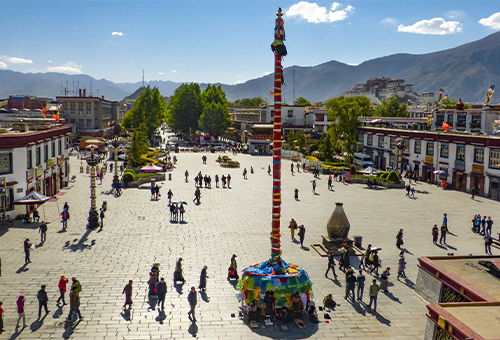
[7, 95, 51, 111]
[343, 77, 434, 105]
[57, 89, 120, 137]
[260, 104, 315, 132]
[0, 118, 71, 218]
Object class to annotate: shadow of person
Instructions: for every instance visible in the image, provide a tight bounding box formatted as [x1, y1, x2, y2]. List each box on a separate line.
[403, 278, 415, 290]
[326, 277, 341, 287]
[8, 327, 24, 340]
[200, 291, 210, 303]
[352, 300, 367, 316]
[402, 248, 414, 255]
[35, 242, 44, 248]
[174, 282, 184, 295]
[16, 264, 29, 274]
[120, 308, 131, 321]
[301, 246, 310, 251]
[446, 244, 458, 250]
[188, 321, 198, 337]
[374, 311, 391, 326]
[436, 243, 448, 249]
[53, 305, 64, 319]
[384, 291, 402, 304]
[62, 319, 81, 339]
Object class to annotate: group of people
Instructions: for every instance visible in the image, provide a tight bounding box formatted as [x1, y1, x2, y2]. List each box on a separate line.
[472, 214, 495, 255]
[150, 184, 161, 200]
[169, 202, 186, 223]
[0, 276, 83, 333]
[288, 218, 306, 248]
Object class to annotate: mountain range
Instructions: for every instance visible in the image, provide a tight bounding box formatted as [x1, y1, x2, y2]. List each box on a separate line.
[1, 31, 499, 103]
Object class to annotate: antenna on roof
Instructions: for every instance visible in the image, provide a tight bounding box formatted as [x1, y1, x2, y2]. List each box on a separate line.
[142, 69, 145, 88]
[90, 81, 93, 96]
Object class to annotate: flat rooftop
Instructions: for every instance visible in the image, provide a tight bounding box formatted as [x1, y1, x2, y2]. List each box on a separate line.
[441, 303, 500, 340]
[431, 257, 500, 301]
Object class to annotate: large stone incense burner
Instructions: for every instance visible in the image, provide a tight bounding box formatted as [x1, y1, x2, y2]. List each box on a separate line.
[322, 202, 354, 255]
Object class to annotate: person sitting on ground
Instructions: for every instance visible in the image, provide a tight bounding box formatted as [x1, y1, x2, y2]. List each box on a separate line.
[323, 294, 336, 310]
[276, 306, 292, 323]
[33, 209, 40, 222]
[291, 293, 304, 317]
[306, 300, 320, 323]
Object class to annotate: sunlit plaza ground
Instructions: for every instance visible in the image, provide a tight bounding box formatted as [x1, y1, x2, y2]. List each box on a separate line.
[0, 149, 497, 339]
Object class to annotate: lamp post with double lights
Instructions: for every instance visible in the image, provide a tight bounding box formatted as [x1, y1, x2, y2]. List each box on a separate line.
[86, 147, 100, 229]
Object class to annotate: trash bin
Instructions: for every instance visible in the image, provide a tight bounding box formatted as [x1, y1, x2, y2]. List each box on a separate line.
[353, 235, 362, 248]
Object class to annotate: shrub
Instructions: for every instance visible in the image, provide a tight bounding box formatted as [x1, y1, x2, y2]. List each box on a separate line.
[305, 156, 319, 162]
[221, 160, 240, 168]
[385, 171, 401, 183]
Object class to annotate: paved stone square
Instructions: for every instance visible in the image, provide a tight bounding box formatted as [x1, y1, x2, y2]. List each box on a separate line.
[0, 150, 498, 339]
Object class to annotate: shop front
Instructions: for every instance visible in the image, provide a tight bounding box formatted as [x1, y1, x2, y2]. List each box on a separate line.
[489, 176, 500, 201]
[452, 161, 467, 192]
[469, 164, 484, 196]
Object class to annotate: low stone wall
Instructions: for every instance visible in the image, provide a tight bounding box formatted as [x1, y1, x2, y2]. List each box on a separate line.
[125, 173, 166, 188]
[350, 177, 405, 189]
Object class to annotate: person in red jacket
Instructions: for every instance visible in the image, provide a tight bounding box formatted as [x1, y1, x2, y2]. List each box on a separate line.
[0, 301, 5, 333]
[57, 275, 69, 305]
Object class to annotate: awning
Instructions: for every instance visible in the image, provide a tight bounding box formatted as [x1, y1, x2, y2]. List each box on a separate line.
[138, 163, 163, 173]
[14, 191, 54, 205]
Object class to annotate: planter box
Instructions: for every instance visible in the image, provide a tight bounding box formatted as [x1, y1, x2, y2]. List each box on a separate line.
[350, 177, 405, 189]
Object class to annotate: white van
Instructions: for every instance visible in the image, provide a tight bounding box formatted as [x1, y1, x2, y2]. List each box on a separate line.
[353, 152, 374, 168]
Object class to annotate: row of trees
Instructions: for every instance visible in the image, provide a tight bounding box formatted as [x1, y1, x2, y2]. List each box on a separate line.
[166, 84, 230, 138]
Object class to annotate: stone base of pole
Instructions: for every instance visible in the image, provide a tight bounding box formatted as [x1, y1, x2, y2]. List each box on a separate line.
[87, 208, 99, 229]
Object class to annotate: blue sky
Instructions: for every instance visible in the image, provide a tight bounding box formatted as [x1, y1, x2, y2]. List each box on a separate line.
[0, 0, 499, 84]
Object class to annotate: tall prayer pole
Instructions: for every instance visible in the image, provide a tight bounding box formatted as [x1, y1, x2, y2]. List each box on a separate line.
[270, 8, 287, 261]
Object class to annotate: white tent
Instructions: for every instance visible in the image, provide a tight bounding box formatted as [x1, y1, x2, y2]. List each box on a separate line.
[358, 166, 380, 175]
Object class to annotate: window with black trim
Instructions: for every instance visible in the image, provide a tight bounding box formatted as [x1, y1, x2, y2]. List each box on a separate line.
[440, 143, 449, 158]
[473, 148, 484, 164]
[426, 142, 434, 156]
[0, 152, 13, 175]
[414, 140, 421, 154]
[490, 149, 500, 169]
[456, 145, 465, 161]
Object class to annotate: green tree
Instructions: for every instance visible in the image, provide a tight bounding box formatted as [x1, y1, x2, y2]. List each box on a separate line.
[295, 130, 306, 153]
[232, 97, 264, 107]
[121, 87, 167, 142]
[129, 124, 149, 165]
[166, 83, 202, 134]
[285, 131, 296, 150]
[294, 97, 311, 106]
[325, 96, 371, 161]
[373, 96, 408, 117]
[198, 85, 230, 138]
[318, 132, 334, 161]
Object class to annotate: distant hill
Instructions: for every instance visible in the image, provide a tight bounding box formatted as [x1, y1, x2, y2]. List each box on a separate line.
[1, 31, 499, 102]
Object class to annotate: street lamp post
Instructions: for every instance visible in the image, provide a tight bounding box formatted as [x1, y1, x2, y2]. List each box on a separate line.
[111, 139, 120, 184]
[86, 148, 99, 229]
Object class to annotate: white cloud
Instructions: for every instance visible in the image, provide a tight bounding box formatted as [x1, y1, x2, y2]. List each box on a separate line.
[171, 70, 177, 73]
[397, 18, 462, 35]
[47, 62, 82, 74]
[286, 1, 354, 23]
[48, 59, 53, 64]
[158, 72, 165, 76]
[1, 56, 33, 64]
[380, 17, 398, 25]
[111, 31, 124, 37]
[0, 61, 7, 69]
[479, 12, 500, 30]
[445, 10, 466, 20]
[262, 71, 273, 76]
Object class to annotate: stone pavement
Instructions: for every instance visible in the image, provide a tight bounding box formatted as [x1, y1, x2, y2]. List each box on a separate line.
[0, 150, 497, 339]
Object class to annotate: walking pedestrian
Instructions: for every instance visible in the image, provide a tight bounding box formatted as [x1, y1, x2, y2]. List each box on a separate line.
[380, 267, 391, 292]
[368, 280, 379, 312]
[481, 216, 487, 235]
[122, 280, 133, 309]
[215, 174, 219, 188]
[397, 252, 407, 279]
[185, 170, 189, 183]
[356, 270, 365, 301]
[298, 225, 306, 248]
[312, 180, 317, 194]
[67, 286, 83, 321]
[57, 275, 69, 305]
[24, 238, 32, 265]
[243, 168, 248, 179]
[443, 213, 448, 229]
[174, 258, 185, 283]
[99, 208, 105, 230]
[187, 287, 197, 322]
[221, 175, 226, 188]
[294, 188, 299, 201]
[0, 301, 4, 333]
[268, 165, 271, 175]
[199, 266, 208, 292]
[167, 189, 173, 204]
[486, 217, 493, 235]
[410, 187, 415, 198]
[288, 218, 297, 241]
[344, 269, 356, 301]
[157, 278, 167, 311]
[296, 163, 300, 173]
[227, 174, 231, 188]
[71, 277, 82, 299]
[37, 285, 50, 319]
[328, 176, 333, 190]
[439, 224, 448, 244]
[325, 252, 338, 279]
[39, 221, 48, 243]
[15, 296, 26, 329]
[179, 203, 185, 222]
[432, 224, 439, 244]
[484, 234, 493, 255]
[396, 228, 404, 249]
[291, 163, 294, 174]
[228, 254, 239, 280]
[193, 188, 201, 204]
[61, 209, 70, 230]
